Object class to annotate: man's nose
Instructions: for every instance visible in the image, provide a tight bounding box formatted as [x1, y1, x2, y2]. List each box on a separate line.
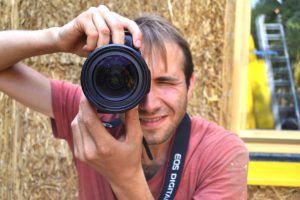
[139, 88, 160, 113]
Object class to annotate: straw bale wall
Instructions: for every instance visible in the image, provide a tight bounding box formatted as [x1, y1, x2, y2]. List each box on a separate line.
[0, 0, 299, 199]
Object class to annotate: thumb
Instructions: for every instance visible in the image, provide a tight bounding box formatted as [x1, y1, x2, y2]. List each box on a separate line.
[125, 107, 142, 144]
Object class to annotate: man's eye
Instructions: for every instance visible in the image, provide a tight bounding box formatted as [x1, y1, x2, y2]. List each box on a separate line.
[158, 81, 176, 85]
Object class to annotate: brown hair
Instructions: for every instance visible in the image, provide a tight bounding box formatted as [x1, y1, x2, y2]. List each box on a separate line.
[135, 15, 194, 87]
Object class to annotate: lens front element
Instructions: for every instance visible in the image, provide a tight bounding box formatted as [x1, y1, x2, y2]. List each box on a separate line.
[94, 55, 137, 100]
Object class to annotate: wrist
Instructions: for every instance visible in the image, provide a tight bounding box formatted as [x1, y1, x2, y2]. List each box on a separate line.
[25, 27, 62, 55]
[110, 168, 154, 200]
[46, 27, 63, 53]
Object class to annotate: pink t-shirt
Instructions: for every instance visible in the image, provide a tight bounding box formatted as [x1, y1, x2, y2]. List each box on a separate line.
[51, 80, 249, 200]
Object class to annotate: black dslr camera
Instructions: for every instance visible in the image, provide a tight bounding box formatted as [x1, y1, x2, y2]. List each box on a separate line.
[81, 32, 150, 113]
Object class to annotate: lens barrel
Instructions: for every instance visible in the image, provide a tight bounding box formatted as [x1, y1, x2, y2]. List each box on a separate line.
[81, 34, 150, 113]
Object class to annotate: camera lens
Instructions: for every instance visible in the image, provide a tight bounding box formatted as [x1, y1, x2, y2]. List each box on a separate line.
[81, 43, 150, 113]
[94, 55, 137, 100]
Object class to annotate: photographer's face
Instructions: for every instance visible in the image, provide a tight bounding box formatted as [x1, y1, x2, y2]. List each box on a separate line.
[138, 42, 194, 145]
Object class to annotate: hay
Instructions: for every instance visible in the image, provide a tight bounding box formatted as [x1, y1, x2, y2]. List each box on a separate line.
[1, 0, 299, 199]
[0, 0, 225, 198]
[249, 186, 300, 200]
[13, 0, 227, 121]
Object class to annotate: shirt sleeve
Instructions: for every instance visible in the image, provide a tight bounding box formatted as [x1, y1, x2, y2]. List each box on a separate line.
[193, 133, 249, 200]
[50, 79, 82, 152]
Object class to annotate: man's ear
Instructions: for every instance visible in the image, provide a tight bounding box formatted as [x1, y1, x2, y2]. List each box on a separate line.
[187, 73, 196, 100]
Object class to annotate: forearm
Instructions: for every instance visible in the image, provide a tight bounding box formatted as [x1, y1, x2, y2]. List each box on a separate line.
[0, 27, 60, 70]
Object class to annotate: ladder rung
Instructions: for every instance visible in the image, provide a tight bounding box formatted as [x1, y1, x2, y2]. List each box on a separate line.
[273, 68, 289, 74]
[276, 93, 293, 98]
[270, 57, 287, 62]
[268, 45, 283, 50]
[267, 34, 282, 40]
[255, 50, 278, 57]
[265, 24, 281, 30]
[274, 80, 291, 87]
[279, 106, 295, 113]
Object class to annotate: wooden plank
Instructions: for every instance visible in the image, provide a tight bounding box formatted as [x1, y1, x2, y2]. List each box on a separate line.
[245, 143, 300, 154]
[221, 0, 236, 129]
[240, 130, 300, 144]
[248, 161, 300, 187]
[227, 0, 251, 132]
[240, 130, 300, 154]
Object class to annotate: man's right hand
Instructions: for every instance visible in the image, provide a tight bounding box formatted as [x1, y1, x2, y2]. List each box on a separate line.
[71, 96, 154, 200]
[55, 5, 142, 57]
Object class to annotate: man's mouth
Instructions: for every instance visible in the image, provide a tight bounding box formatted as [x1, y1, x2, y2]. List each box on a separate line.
[140, 117, 162, 123]
[139, 116, 166, 127]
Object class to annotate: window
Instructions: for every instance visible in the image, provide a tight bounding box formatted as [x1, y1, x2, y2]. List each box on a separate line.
[225, 0, 300, 187]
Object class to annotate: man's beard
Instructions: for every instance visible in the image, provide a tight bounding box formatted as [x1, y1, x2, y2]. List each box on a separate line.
[142, 118, 178, 145]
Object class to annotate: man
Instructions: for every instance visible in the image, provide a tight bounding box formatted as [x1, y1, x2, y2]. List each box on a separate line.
[0, 5, 248, 200]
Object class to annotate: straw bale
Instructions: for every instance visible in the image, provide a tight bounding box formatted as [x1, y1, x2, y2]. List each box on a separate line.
[0, 0, 226, 198]
[0, 0, 10, 29]
[1, 0, 299, 199]
[13, 0, 227, 121]
[249, 186, 300, 200]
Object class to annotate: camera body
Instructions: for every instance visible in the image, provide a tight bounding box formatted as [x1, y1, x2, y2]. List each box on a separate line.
[81, 33, 150, 113]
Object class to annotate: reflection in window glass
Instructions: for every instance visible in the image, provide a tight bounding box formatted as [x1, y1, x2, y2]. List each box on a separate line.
[248, 0, 300, 130]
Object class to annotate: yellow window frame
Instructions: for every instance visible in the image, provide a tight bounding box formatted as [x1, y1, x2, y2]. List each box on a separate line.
[225, 0, 300, 187]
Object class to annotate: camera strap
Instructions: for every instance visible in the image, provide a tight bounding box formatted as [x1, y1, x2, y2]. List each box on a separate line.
[103, 113, 191, 200]
[158, 113, 191, 200]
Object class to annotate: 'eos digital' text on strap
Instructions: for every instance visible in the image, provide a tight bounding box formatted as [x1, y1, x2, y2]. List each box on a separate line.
[159, 114, 191, 200]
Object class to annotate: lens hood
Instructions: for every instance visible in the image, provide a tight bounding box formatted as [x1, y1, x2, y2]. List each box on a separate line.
[81, 36, 150, 113]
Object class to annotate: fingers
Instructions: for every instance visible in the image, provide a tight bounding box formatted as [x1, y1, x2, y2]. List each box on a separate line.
[79, 95, 116, 147]
[77, 110, 100, 161]
[111, 12, 142, 48]
[71, 116, 85, 161]
[97, 5, 125, 45]
[125, 107, 143, 144]
[91, 7, 110, 47]
[76, 5, 142, 51]
[72, 113, 100, 162]
[82, 19, 99, 51]
[72, 98, 146, 187]
[72, 96, 117, 162]
[96, 5, 142, 47]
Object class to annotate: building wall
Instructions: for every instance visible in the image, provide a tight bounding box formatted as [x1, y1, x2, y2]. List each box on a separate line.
[0, 0, 230, 199]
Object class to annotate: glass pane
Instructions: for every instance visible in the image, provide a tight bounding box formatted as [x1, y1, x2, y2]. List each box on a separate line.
[248, 0, 300, 130]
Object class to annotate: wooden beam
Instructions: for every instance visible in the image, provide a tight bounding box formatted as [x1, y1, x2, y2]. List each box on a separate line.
[221, 0, 236, 129]
[230, 0, 251, 132]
